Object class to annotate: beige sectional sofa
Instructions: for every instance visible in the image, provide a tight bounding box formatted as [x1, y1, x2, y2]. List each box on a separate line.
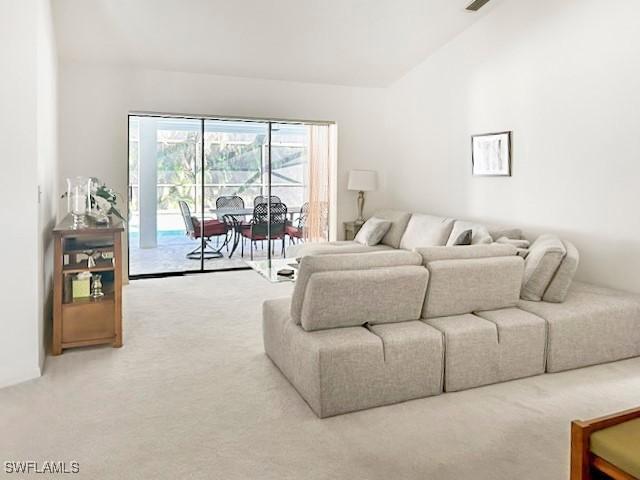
[264, 210, 640, 418]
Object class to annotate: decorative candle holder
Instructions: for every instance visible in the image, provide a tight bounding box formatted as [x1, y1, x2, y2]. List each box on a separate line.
[91, 274, 105, 299]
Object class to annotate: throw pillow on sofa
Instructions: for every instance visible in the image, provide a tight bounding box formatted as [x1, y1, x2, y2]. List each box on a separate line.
[521, 234, 566, 301]
[543, 240, 579, 303]
[453, 229, 472, 245]
[445, 221, 493, 246]
[372, 209, 412, 248]
[354, 217, 392, 246]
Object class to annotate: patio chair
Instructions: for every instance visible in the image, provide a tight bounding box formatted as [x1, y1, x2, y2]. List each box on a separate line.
[216, 195, 245, 210]
[252, 195, 282, 250]
[239, 202, 288, 260]
[178, 201, 228, 260]
[215, 195, 246, 249]
[286, 201, 309, 244]
[253, 195, 281, 207]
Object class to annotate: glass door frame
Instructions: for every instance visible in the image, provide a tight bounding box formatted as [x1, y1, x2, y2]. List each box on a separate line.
[127, 112, 335, 280]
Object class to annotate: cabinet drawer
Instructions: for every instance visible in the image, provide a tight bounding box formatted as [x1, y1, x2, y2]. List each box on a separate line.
[62, 300, 115, 343]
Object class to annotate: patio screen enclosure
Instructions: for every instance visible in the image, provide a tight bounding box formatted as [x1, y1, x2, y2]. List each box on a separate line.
[128, 114, 334, 277]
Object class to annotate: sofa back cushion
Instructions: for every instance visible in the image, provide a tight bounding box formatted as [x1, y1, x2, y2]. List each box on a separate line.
[399, 214, 455, 250]
[423, 256, 524, 318]
[291, 250, 423, 323]
[521, 234, 566, 301]
[543, 240, 579, 303]
[300, 265, 429, 331]
[372, 209, 412, 248]
[415, 244, 517, 264]
[445, 221, 493, 246]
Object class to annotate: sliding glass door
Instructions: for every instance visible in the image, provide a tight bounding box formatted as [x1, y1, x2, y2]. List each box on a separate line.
[128, 114, 333, 277]
[128, 117, 203, 275]
[202, 120, 269, 269]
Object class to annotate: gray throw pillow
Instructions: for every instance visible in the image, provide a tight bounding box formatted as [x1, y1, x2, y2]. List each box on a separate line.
[354, 217, 392, 246]
[453, 229, 472, 246]
[446, 221, 493, 246]
[371, 209, 412, 248]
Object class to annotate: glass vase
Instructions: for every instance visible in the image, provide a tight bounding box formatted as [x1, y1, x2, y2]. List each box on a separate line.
[66, 176, 91, 228]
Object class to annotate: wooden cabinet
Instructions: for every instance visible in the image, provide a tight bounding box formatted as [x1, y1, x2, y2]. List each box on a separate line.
[52, 215, 124, 355]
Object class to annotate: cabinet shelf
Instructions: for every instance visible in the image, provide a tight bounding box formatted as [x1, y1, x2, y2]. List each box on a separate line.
[64, 246, 114, 255]
[63, 293, 115, 307]
[63, 259, 115, 274]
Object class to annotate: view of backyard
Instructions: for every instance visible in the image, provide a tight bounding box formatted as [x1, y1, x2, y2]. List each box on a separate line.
[128, 117, 327, 275]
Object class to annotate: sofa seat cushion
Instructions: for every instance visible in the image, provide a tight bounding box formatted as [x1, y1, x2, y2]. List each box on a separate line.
[590, 418, 640, 479]
[446, 221, 493, 246]
[372, 209, 412, 248]
[291, 250, 423, 324]
[521, 234, 566, 301]
[399, 214, 455, 250]
[288, 240, 392, 259]
[300, 265, 429, 331]
[422, 256, 524, 318]
[263, 297, 444, 417]
[519, 282, 640, 372]
[425, 308, 546, 392]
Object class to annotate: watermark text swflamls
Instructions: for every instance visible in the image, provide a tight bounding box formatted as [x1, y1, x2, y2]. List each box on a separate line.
[4, 461, 80, 474]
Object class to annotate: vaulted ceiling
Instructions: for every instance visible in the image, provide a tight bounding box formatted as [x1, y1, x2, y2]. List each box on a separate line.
[52, 0, 497, 87]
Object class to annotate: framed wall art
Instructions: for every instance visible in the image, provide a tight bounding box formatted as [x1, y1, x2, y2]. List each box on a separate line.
[471, 131, 512, 176]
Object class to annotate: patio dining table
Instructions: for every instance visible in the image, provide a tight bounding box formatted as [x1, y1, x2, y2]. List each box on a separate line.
[208, 206, 303, 258]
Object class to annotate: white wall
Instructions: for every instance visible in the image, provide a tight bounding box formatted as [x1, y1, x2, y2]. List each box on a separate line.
[58, 64, 390, 272]
[0, 0, 57, 388]
[37, 0, 59, 369]
[384, 0, 640, 293]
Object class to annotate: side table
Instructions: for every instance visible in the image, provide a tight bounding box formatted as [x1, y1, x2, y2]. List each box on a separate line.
[343, 221, 364, 241]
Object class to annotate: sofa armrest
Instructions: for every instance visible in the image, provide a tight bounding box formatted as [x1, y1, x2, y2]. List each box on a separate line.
[300, 265, 429, 331]
[415, 244, 517, 263]
[423, 256, 524, 318]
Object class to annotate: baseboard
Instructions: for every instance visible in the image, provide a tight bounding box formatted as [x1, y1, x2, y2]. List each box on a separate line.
[0, 365, 42, 389]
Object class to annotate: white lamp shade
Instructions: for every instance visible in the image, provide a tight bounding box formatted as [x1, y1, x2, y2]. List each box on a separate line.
[348, 170, 378, 192]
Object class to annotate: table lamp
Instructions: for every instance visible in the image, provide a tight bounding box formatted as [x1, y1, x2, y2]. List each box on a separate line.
[348, 170, 378, 225]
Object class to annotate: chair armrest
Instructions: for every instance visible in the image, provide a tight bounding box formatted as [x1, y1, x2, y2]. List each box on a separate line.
[570, 407, 640, 480]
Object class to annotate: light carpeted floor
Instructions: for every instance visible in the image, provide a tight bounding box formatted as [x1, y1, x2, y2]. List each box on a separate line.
[2, 270, 640, 479]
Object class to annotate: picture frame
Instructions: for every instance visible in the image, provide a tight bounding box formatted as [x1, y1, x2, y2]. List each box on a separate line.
[471, 131, 512, 176]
